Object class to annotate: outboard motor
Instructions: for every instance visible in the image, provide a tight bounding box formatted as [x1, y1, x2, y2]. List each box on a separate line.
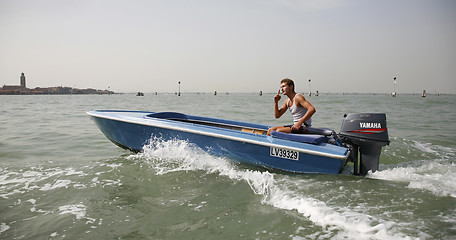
[339, 113, 389, 175]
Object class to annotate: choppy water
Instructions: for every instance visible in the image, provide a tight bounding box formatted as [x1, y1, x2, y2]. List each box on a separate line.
[1, 93, 455, 239]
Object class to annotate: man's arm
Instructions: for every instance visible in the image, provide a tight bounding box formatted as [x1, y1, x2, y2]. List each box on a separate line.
[274, 90, 287, 119]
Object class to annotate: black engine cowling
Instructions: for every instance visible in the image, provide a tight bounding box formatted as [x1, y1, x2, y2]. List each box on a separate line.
[339, 113, 390, 175]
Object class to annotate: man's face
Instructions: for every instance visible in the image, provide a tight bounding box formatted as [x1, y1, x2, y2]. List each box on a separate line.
[280, 83, 291, 94]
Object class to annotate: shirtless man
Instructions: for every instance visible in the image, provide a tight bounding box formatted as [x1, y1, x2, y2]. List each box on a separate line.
[267, 78, 316, 136]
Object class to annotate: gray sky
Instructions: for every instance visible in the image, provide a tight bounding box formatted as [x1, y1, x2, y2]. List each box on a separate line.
[1, 0, 455, 93]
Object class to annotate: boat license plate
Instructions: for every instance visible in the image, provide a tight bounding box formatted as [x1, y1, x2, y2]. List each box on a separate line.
[270, 147, 299, 161]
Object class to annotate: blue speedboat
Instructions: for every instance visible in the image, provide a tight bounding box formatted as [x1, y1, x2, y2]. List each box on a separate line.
[87, 110, 389, 175]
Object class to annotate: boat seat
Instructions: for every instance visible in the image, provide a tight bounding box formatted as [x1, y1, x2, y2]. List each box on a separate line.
[305, 127, 335, 136]
[271, 131, 327, 145]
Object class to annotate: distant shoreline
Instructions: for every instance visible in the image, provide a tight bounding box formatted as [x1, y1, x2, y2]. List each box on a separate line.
[0, 86, 114, 95]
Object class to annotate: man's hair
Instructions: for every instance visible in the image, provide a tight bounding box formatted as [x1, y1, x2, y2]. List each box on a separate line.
[281, 78, 295, 91]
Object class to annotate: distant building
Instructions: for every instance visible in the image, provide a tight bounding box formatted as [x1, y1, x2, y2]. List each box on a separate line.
[1, 73, 27, 92]
[20, 73, 26, 88]
[1, 85, 23, 91]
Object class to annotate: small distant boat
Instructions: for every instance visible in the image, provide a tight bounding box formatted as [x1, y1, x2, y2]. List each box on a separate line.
[136, 92, 144, 96]
[88, 111, 389, 175]
[422, 90, 426, 97]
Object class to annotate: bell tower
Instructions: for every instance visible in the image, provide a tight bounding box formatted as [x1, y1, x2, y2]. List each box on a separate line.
[20, 73, 26, 88]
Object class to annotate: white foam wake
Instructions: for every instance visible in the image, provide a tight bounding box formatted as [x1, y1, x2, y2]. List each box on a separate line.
[369, 160, 456, 198]
[369, 140, 456, 198]
[132, 137, 411, 239]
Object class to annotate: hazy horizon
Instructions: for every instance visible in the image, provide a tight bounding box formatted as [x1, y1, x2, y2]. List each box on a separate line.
[1, 0, 455, 94]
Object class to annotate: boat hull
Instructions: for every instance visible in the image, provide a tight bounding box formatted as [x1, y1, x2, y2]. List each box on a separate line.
[88, 110, 349, 174]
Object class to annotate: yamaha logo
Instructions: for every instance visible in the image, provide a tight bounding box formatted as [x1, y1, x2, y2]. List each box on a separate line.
[360, 122, 382, 128]
[347, 122, 387, 134]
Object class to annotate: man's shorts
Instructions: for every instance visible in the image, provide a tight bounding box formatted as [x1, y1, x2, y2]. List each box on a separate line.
[284, 124, 307, 134]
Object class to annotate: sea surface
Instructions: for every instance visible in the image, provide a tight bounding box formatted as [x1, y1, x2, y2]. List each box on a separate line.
[1, 93, 455, 239]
